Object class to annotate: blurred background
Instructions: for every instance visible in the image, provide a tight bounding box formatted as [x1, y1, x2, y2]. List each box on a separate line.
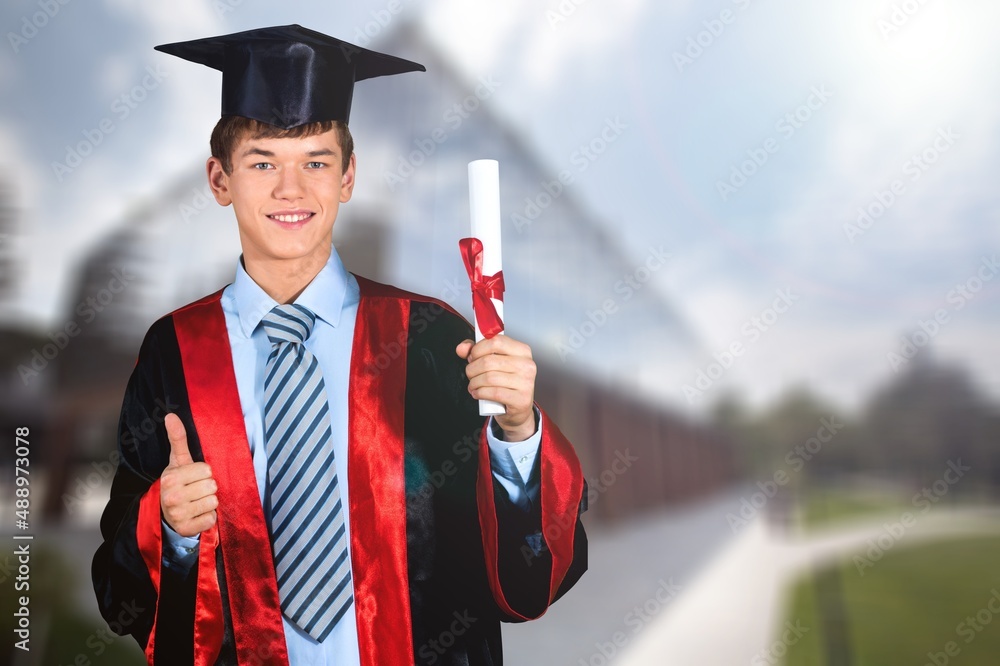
[1, 0, 999, 664]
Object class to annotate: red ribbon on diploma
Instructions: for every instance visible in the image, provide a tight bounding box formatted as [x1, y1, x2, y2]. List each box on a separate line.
[458, 236, 505, 338]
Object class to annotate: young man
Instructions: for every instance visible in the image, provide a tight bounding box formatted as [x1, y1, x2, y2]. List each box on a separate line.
[92, 24, 587, 665]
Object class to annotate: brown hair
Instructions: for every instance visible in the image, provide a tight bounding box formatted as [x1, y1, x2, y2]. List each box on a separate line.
[210, 116, 354, 175]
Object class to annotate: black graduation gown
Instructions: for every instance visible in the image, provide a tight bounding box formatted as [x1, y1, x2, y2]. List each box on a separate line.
[91, 274, 588, 665]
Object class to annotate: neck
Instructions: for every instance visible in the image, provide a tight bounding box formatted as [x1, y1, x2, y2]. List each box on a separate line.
[242, 245, 331, 304]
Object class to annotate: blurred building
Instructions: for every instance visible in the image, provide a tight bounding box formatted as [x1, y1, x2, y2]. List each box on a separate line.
[29, 22, 734, 522]
[0, 171, 16, 304]
[0, 169, 53, 474]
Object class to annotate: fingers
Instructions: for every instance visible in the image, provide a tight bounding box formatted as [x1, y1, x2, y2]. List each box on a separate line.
[464, 334, 532, 364]
[463, 335, 536, 405]
[161, 466, 215, 501]
[169, 510, 217, 538]
[177, 476, 218, 504]
[165, 412, 194, 468]
[465, 352, 536, 386]
[160, 459, 217, 537]
[466, 365, 535, 395]
[176, 491, 219, 524]
[161, 488, 218, 528]
[468, 384, 533, 413]
[464, 336, 533, 377]
[165, 459, 212, 483]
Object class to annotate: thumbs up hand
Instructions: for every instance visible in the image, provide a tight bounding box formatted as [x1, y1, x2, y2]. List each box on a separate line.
[159, 413, 218, 537]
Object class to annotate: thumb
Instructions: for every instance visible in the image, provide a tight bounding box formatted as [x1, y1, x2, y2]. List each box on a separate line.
[165, 413, 193, 467]
[455, 339, 474, 361]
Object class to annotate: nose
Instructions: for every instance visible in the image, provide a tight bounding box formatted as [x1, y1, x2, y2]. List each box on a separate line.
[272, 166, 305, 201]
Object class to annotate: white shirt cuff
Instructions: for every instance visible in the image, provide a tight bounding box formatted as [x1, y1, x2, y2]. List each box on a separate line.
[485, 405, 542, 485]
[485, 406, 542, 510]
[161, 517, 200, 569]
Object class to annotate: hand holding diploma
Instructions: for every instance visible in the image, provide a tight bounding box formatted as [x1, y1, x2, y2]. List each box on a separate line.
[456, 335, 537, 442]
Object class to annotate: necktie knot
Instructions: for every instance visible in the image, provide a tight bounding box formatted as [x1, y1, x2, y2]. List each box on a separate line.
[262, 303, 316, 345]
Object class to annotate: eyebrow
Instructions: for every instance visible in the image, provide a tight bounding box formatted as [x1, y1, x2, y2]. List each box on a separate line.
[239, 147, 338, 159]
[241, 147, 274, 158]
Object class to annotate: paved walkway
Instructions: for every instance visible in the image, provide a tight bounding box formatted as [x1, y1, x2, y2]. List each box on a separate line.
[614, 506, 1000, 665]
[503, 489, 749, 665]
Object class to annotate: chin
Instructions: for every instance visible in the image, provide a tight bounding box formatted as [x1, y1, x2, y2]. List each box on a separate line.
[242, 228, 332, 263]
[267, 245, 322, 261]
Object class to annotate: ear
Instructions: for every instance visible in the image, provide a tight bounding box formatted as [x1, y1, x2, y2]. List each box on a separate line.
[206, 156, 233, 206]
[340, 152, 356, 204]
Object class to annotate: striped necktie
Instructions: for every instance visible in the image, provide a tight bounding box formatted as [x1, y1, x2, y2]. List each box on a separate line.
[261, 303, 354, 642]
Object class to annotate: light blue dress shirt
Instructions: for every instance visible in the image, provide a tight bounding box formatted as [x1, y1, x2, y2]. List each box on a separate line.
[159, 245, 541, 665]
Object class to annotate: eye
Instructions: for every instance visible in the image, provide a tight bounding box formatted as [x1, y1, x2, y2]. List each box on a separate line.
[306, 161, 327, 169]
[252, 162, 274, 170]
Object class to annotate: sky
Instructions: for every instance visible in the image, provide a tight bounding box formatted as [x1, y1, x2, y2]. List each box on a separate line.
[1, 0, 998, 414]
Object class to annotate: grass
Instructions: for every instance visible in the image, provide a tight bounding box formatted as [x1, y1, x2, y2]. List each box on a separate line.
[796, 487, 909, 532]
[0, 544, 146, 665]
[780, 535, 1000, 665]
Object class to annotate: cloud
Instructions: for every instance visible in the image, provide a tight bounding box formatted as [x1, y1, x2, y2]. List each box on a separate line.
[420, 0, 651, 89]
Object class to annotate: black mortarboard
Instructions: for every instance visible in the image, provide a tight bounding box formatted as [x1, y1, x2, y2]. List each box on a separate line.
[154, 24, 425, 128]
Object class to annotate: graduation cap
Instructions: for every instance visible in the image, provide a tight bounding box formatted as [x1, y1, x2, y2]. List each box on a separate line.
[154, 23, 425, 128]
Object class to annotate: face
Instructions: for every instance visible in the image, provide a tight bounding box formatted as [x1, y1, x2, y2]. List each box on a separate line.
[206, 127, 356, 269]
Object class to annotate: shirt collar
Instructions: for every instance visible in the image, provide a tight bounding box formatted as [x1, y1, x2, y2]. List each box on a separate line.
[233, 245, 349, 338]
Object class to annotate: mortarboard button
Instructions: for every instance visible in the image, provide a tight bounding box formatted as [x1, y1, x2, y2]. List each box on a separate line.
[154, 23, 425, 128]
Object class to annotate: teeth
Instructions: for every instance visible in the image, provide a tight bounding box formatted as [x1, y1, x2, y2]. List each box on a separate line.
[271, 213, 311, 223]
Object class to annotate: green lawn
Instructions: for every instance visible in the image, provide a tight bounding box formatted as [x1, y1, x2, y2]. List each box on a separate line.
[796, 488, 908, 532]
[780, 536, 1000, 665]
[0, 544, 146, 665]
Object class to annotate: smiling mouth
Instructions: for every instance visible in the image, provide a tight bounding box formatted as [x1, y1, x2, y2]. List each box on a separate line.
[267, 212, 315, 226]
[268, 212, 314, 222]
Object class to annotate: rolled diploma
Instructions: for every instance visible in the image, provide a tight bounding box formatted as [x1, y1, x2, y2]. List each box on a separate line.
[468, 159, 506, 416]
